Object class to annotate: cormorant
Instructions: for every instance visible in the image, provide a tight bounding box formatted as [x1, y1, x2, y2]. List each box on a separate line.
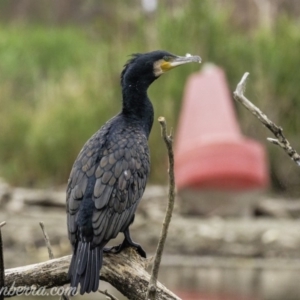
[66, 50, 201, 294]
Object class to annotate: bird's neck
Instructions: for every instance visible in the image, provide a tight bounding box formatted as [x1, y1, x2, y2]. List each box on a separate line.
[121, 82, 154, 138]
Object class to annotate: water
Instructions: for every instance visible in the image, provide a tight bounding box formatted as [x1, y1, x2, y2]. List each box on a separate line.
[162, 266, 300, 300]
[159, 256, 300, 300]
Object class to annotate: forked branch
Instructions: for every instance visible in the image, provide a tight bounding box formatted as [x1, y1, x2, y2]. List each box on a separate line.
[233, 72, 300, 166]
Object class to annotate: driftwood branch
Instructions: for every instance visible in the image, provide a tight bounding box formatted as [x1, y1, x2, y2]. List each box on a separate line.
[4, 248, 180, 300]
[233, 72, 300, 166]
[146, 117, 177, 300]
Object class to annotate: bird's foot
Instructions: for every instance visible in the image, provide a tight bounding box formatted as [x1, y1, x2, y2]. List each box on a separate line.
[103, 244, 122, 254]
[130, 242, 147, 258]
[103, 246, 114, 253]
[104, 228, 146, 257]
[103, 239, 146, 258]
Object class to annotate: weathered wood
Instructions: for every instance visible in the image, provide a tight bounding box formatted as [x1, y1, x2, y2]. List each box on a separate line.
[255, 198, 300, 218]
[4, 248, 180, 300]
[234, 72, 300, 166]
[0, 184, 167, 211]
[5, 187, 66, 210]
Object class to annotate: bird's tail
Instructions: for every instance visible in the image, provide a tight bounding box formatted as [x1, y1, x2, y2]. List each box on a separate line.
[68, 241, 103, 295]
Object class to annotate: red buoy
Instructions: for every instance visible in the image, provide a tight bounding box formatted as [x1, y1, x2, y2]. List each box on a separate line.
[175, 65, 268, 191]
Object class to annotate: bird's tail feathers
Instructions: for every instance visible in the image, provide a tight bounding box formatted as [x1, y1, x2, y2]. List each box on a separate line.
[68, 241, 102, 295]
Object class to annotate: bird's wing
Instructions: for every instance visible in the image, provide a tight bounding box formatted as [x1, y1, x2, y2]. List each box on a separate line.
[66, 140, 98, 247]
[91, 129, 150, 246]
[66, 125, 150, 247]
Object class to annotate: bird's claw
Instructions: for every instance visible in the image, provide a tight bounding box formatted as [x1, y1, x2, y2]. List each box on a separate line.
[134, 244, 147, 258]
[103, 243, 146, 258]
[103, 245, 122, 254]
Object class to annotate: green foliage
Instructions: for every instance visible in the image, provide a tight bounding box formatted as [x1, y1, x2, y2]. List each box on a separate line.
[0, 26, 115, 185]
[1, 1, 300, 192]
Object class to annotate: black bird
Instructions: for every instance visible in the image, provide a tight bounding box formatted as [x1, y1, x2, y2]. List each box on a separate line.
[66, 50, 201, 294]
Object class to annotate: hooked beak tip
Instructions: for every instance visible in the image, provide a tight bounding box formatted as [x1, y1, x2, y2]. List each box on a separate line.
[185, 53, 201, 63]
[169, 54, 201, 68]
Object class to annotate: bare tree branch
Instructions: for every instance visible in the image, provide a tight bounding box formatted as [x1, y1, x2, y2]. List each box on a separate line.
[4, 248, 180, 300]
[39, 222, 69, 300]
[146, 117, 178, 300]
[39, 222, 54, 260]
[233, 72, 300, 166]
[0, 222, 6, 300]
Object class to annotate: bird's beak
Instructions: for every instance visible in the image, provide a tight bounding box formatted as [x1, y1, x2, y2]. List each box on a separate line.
[161, 54, 201, 72]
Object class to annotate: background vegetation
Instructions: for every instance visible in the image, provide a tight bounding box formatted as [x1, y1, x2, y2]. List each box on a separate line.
[1, 0, 300, 194]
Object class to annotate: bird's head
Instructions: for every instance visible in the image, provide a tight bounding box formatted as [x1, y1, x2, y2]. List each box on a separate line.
[121, 50, 201, 88]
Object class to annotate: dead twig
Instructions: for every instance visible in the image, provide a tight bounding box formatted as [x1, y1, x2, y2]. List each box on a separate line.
[39, 222, 54, 260]
[0, 222, 6, 300]
[233, 72, 300, 166]
[146, 117, 178, 300]
[39, 222, 69, 300]
[99, 289, 119, 300]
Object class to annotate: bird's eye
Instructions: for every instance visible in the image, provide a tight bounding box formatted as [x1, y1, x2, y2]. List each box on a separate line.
[163, 56, 171, 62]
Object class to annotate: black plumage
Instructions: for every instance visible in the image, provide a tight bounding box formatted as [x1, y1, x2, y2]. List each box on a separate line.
[66, 50, 201, 294]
